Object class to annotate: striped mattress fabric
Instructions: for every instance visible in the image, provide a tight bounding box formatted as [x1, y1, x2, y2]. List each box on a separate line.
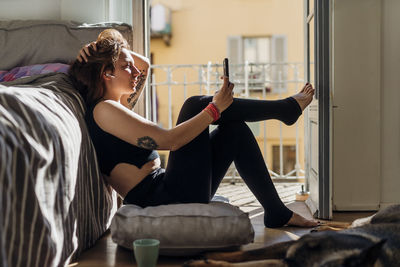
[0, 73, 117, 267]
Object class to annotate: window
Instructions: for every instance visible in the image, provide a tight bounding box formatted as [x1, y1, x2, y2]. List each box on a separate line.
[60, 0, 133, 25]
[150, 3, 172, 45]
[244, 37, 270, 63]
[108, 0, 132, 24]
[272, 145, 296, 175]
[227, 35, 288, 93]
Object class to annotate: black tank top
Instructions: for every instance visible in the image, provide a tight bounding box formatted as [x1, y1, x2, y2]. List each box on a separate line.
[85, 101, 159, 176]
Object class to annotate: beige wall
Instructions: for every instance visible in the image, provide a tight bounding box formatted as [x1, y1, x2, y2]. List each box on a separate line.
[0, 0, 61, 20]
[151, 0, 304, 64]
[0, 0, 124, 23]
[150, 0, 306, 171]
[332, 0, 400, 210]
[380, 0, 400, 207]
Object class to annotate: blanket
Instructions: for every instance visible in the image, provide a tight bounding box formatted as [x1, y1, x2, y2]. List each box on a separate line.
[0, 73, 117, 267]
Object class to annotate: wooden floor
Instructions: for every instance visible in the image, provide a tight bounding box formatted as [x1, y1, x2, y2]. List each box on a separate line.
[70, 183, 375, 267]
[215, 182, 303, 215]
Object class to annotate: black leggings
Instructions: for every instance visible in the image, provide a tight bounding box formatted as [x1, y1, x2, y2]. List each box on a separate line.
[159, 95, 302, 228]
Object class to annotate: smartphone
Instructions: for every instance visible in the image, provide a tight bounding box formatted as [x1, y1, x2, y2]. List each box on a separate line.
[223, 58, 229, 78]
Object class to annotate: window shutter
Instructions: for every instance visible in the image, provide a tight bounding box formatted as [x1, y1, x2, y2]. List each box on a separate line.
[227, 36, 243, 89]
[227, 35, 243, 65]
[271, 35, 288, 92]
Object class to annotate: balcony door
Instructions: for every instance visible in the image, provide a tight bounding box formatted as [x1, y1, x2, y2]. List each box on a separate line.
[304, 0, 331, 219]
[132, 0, 151, 118]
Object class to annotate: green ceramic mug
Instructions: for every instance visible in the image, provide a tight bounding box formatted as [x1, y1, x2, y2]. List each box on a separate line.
[133, 239, 160, 267]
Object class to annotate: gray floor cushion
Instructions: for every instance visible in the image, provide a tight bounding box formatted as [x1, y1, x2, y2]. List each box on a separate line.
[110, 201, 255, 256]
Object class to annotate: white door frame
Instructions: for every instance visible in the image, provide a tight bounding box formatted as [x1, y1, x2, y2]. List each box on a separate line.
[132, 0, 151, 118]
[304, 0, 332, 219]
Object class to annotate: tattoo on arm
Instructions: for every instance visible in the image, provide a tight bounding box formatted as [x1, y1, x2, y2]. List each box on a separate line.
[127, 70, 147, 109]
[137, 136, 158, 150]
[128, 98, 138, 109]
[135, 71, 146, 91]
[127, 92, 137, 108]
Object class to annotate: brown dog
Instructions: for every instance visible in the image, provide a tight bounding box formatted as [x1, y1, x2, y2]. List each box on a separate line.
[184, 205, 400, 267]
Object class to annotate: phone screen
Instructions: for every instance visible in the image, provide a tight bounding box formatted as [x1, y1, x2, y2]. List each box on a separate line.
[223, 58, 229, 78]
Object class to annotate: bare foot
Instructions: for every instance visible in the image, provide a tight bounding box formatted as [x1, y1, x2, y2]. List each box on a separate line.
[292, 83, 315, 111]
[287, 212, 319, 227]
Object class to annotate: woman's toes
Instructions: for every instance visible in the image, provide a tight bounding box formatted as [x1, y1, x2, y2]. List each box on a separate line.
[292, 84, 315, 111]
[287, 212, 319, 227]
[306, 220, 319, 227]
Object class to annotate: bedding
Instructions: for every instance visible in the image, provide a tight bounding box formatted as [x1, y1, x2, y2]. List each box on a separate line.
[0, 20, 133, 71]
[0, 20, 133, 267]
[0, 72, 117, 267]
[0, 63, 69, 82]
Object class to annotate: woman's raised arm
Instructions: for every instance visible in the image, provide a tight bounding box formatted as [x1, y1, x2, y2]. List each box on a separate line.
[121, 51, 150, 109]
[93, 77, 234, 151]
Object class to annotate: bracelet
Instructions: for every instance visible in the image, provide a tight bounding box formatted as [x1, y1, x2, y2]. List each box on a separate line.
[203, 102, 221, 122]
[210, 102, 220, 114]
[203, 108, 215, 121]
[209, 102, 220, 120]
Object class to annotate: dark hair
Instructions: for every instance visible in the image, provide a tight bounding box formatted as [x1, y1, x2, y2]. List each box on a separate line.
[68, 29, 130, 106]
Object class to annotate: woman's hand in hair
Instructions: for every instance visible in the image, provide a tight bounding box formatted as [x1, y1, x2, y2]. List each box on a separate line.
[212, 76, 234, 113]
[77, 42, 97, 63]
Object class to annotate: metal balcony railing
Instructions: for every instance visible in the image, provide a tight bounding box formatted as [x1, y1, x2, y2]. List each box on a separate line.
[147, 62, 309, 182]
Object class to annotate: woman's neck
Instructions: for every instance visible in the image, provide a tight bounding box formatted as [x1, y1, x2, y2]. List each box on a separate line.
[101, 93, 131, 109]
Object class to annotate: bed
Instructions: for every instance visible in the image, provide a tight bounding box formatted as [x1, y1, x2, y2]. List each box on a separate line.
[0, 20, 133, 267]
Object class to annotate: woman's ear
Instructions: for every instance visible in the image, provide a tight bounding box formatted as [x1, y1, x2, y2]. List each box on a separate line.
[103, 72, 115, 80]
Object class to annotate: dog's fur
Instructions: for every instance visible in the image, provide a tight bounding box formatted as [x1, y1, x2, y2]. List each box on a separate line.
[184, 204, 400, 267]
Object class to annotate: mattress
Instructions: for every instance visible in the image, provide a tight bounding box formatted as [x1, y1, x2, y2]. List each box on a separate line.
[0, 72, 117, 267]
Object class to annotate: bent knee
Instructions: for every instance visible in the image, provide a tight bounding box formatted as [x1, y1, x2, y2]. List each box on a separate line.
[178, 95, 212, 122]
[182, 95, 210, 109]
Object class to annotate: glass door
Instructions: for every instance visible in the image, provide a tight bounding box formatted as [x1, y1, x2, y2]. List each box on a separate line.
[304, 0, 332, 219]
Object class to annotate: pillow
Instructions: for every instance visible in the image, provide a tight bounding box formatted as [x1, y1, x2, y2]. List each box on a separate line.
[0, 63, 69, 82]
[110, 202, 255, 256]
[0, 20, 133, 70]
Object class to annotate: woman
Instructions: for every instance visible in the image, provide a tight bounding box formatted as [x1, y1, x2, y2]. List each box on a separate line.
[69, 29, 317, 228]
